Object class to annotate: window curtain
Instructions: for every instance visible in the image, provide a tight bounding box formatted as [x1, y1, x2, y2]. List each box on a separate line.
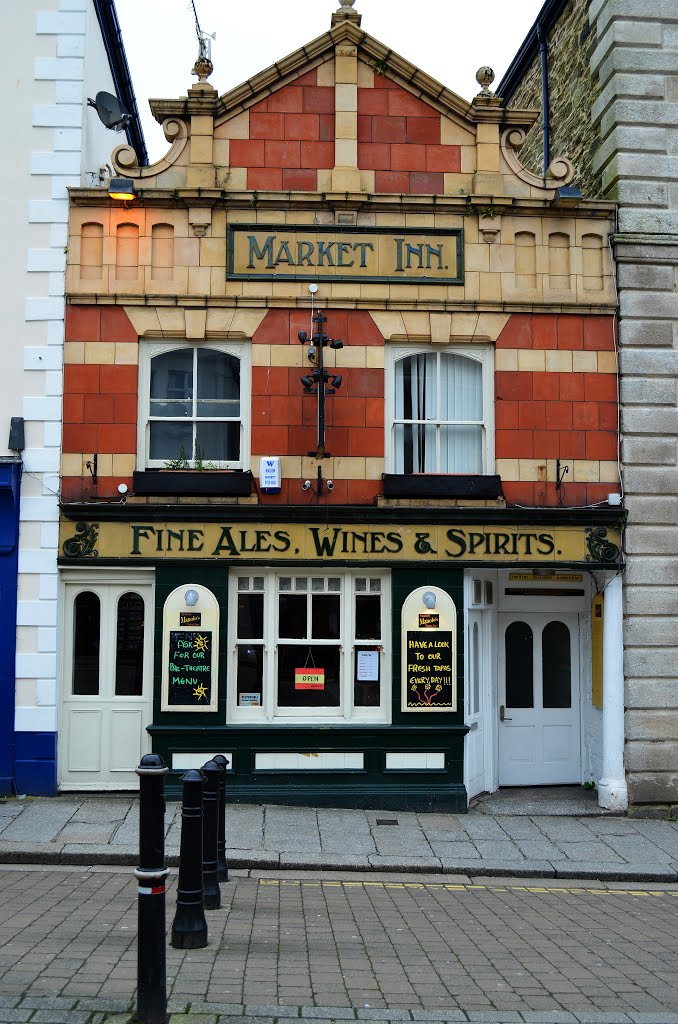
[394, 353, 483, 473]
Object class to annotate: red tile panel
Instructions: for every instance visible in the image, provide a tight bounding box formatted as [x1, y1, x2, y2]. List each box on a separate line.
[251, 396, 272, 425]
[352, 427, 384, 457]
[100, 306, 137, 343]
[406, 117, 440, 144]
[295, 69, 317, 87]
[250, 112, 285, 139]
[496, 429, 533, 458]
[496, 314, 533, 349]
[358, 143, 391, 170]
[229, 139, 266, 167]
[63, 394, 84, 423]
[532, 315, 557, 350]
[391, 143, 427, 172]
[83, 394, 115, 423]
[519, 402, 546, 430]
[373, 72, 398, 89]
[331, 398, 367, 428]
[375, 170, 409, 193]
[62, 423, 98, 453]
[251, 425, 289, 453]
[559, 373, 585, 401]
[346, 311, 384, 346]
[99, 365, 137, 394]
[532, 373, 560, 401]
[319, 114, 334, 141]
[64, 364, 100, 393]
[572, 402, 599, 430]
[300, 141, 335, 168]
[65, 306, 101, 342]
[346, 368, 384, 398]
[495, 400, 519, 429]
[586, 431, 618, 460]
[387, 89, 436, 118]
[253, 366, 289, 396]
[584, 374, 617, 401]
[247, 168, 283, 190]
[495, 370, 533, 401]
[557, 315, 584, 349]
[265, 140, 301, 167]
[347, 480, 382, 503]
[559, 430, 586, 458]
[302, 86, 335, 113]
[584, 315, 615, 350]
[533, 430, 560, 458]
[271, 395, 301, 424]
[114, 394, 137, 423]
[99, 424, 136, 453]
[372, 116, 406, 143]
[282, 168, 318, 190]
[357, 116, 373, 143]
[365, 397, 384, 427]
[598, 402, 618, 429]
[284, 113, 320, 140]
[358, 88, 389, 115]
[544, 401, 573, 429]
[268, 86, 303, 113]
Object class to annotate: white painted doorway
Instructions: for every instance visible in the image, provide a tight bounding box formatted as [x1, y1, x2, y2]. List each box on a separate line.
[60, 572, 154, 790]
[498, 612, 581, 786]
[464, 573, 496, 800]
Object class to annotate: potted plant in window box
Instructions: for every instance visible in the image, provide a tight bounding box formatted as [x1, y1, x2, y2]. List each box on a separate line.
[133, 446, 252, 497]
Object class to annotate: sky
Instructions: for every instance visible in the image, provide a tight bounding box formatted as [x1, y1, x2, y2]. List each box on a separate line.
[114, 0, 544, 162]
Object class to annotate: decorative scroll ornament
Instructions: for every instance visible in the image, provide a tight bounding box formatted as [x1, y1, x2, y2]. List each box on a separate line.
[500, 127, 575, 192]
[112, 118, 188, 178]
[63, 522, 99, 558]
[585, 527, 620, 564]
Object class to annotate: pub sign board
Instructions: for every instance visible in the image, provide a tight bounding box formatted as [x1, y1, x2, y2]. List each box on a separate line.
[401, 586, 457, 712]
[227, 225, 463, 285]
[161, 584, 219, 712]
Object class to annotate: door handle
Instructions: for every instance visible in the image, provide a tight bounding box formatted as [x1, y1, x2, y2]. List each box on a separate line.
[500, 704, 512, 721]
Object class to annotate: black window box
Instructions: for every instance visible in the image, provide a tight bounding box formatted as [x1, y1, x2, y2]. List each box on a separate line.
[382, 474, 502, 500]
[132, 470, 252, 498]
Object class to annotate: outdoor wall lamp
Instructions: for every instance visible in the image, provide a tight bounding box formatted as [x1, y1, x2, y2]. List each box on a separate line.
[108, 177, 138, 201]
[184, 589, 200, 607]
[298, 310, 346, 459]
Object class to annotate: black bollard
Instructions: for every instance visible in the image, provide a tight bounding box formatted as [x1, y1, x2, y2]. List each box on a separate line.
[201, 760, 221, 910]
[170, 769, 208, 949]
[212, 754, 230, 882]
[135, 753, 169, 1024]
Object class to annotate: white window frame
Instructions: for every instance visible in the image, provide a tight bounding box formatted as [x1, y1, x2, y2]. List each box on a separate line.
[138, 339, 251, 470]
[385, 343, 494, 474]
[228, 569, 391, 725]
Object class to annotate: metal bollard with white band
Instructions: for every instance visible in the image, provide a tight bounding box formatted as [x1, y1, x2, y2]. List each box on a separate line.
[135, 753, 169, 1024]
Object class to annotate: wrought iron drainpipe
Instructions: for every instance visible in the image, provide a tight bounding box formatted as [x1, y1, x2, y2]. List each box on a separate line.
[537, 20, 550, 177]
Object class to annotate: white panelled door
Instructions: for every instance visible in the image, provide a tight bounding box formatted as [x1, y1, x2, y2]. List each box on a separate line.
[60, 576, 154, 790]
[498, 612, 580, 786]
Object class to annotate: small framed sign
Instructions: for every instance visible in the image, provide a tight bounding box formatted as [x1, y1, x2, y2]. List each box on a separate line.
[295, 668, 325, 690]
[161, 585, 219, 712]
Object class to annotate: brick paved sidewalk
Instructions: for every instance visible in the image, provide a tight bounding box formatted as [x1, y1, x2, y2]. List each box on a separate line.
[1, 866, 678, 1024]
[1, 796, 678, 881]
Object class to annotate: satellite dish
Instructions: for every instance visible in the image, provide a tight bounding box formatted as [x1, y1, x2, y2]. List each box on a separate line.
[87, 91, 131, 132]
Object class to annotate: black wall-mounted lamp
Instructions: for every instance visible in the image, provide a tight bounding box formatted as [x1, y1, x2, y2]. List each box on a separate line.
[298, 310, 345, 460]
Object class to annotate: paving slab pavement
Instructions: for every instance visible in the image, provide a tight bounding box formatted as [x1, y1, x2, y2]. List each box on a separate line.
[1, 866, 678, 1024]
[0, 792, 677, 882]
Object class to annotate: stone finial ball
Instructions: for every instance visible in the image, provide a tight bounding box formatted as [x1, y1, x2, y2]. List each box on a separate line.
[339, 0, 356, 7]
[476, 66, 495, 89]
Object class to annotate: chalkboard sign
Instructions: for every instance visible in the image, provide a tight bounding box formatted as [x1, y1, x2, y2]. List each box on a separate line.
[405, 630, 454, 709]
[167, 630, 212, 706]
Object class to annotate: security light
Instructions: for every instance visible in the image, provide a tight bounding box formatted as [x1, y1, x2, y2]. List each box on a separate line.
[108, 177, 138, 201]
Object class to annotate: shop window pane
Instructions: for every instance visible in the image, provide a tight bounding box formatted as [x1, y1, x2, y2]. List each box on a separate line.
[115, 592, 144, 696]
[542, 621, 572, 708]
[355, 595, 380, 640]
[505, 621, 533, 708]
[73, 592, 100, 695]
[354, 645, 380, 707]
[149, 420, 192, 461]
[238, 593, 263, 639]
[277, 644, 341, 707]
[195, 421, 239, 461]
[237, 645, 263, 707]
[295, 577, 307, 591]
[312, 595, 340, 639]
[311, 577, 324, 591]
[369, 579, 381, 592]
[279, 594, 306, 638]
[356, 578, 367, 592]
[329, 578, 341, 592]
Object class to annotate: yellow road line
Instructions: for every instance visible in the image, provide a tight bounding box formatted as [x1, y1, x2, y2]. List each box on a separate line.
[258, 879, 675, 897]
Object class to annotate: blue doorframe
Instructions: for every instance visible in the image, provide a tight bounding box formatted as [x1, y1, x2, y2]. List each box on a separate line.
[0, 459, 21, 796]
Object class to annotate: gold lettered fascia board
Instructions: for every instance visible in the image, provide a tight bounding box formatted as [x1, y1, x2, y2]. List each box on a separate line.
[227, 225, 463, 285]
[59, 520, 623, 566]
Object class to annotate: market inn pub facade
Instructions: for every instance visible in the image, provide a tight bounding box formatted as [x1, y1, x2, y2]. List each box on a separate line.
[55, 2, 627, 810]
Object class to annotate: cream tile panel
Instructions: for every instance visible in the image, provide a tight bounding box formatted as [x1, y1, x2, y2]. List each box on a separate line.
[254, 752, 364, 770]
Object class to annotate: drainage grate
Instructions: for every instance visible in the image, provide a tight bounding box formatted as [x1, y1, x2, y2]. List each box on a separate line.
[375, 818, 399, 825]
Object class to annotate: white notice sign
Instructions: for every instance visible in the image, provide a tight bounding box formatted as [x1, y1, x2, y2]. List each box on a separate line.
[356, 650, 379, 682]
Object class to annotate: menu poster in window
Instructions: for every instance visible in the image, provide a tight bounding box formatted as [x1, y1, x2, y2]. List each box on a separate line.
[405, 631, 454, 709]
[168, 630, 212, 706]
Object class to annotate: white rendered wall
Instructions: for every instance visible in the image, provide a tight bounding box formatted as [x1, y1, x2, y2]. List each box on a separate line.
[4, 0, 119, 745]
